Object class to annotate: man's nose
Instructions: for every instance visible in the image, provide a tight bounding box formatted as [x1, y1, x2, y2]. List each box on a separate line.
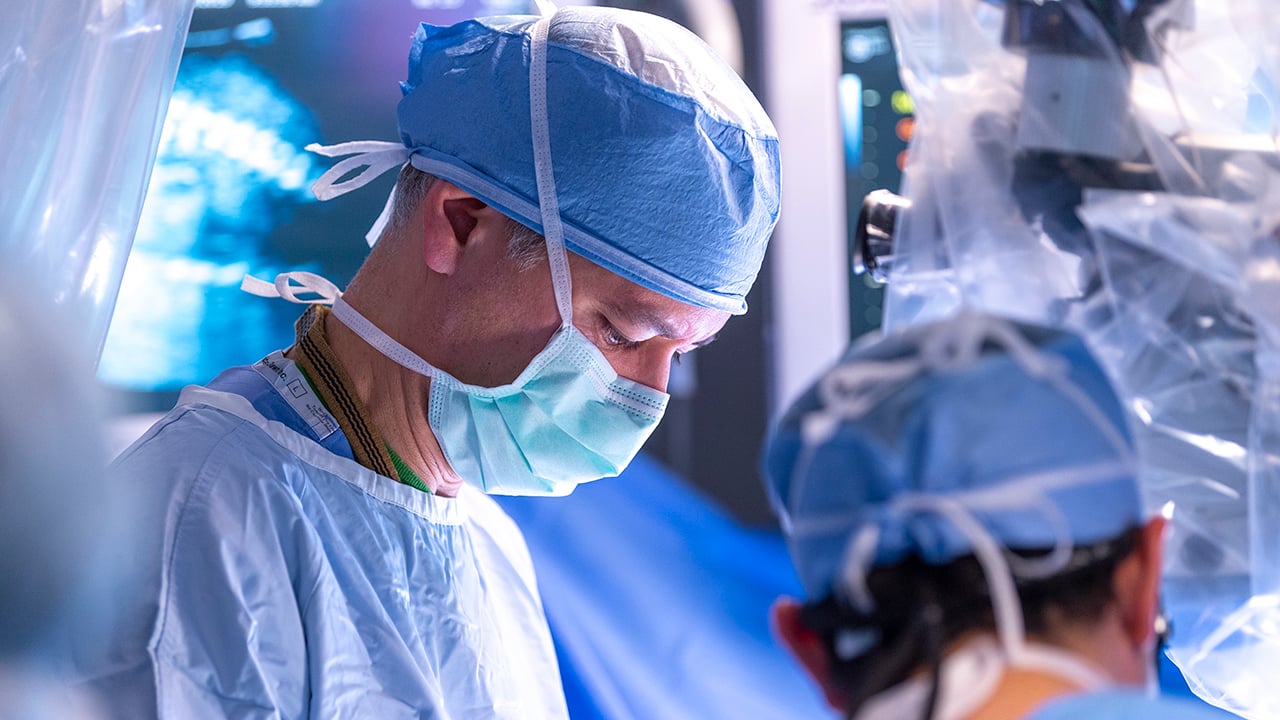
[622, 348, 673, 394]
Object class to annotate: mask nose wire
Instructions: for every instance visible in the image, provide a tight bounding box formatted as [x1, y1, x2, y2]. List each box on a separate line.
[529, 10, 574, 330]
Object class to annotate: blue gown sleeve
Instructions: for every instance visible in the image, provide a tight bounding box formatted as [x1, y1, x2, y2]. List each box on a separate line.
[1029, 690, 1241, 720]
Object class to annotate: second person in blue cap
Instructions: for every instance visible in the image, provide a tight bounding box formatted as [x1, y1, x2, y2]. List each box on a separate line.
[764, 312, 1236, 720]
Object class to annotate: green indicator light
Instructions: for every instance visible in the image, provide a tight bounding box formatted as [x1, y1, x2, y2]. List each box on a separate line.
[891, 90, 914, 115]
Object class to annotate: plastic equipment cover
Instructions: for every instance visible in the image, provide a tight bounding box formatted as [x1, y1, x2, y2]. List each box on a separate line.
[0, 0, 195, 359]
[878, 1, 1280, 716]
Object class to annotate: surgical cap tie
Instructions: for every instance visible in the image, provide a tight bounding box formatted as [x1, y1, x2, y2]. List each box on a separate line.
[305, 141, 411, 246]
[834, 458, 1134, 666]
[848, 496, 1028, 661]
[295, 3, 576, 327]
[292, 4, 778, 313]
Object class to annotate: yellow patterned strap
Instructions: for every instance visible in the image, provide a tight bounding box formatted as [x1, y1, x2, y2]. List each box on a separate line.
[290, 305, 400, 481]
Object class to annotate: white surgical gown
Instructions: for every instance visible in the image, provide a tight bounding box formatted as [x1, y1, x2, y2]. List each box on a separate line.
[66, 373, 568, 719]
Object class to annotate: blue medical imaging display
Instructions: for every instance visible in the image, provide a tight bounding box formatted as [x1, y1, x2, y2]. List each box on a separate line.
[839, 18, 912, 339]
[98, 0, 529, 397]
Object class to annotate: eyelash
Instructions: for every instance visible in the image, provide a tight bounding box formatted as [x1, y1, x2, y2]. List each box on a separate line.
[604, 323, 641, 350]
[603, 321, 687, 364]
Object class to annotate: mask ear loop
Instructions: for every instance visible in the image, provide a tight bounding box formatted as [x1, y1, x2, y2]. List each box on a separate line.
[817, 316, 1137, 667]
[528, 10, 574, 330]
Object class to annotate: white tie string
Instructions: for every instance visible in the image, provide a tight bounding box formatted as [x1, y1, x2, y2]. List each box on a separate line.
[306, 141, 412, 246]
[528, 11, 575, 327]
[839, 495, 1030, 663]
[240, 271, 342, 305]
[307, 141, 410, 200]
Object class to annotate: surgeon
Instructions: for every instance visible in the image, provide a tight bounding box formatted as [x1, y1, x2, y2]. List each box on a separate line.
[66, 6, 780, 719]
[764, 312, 1234, 720]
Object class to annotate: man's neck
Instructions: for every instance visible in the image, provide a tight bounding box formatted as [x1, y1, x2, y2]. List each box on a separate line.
[294, 308, 464, 497]
[965, 664, 1085, 720]
[855, 631, 1124, 720]
[963, 631, 1123, 720]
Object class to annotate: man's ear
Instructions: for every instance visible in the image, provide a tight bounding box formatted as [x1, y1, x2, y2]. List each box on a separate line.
[772, 597, 848, 712]
[419, 180, 490, 276]
[1113, 517, 1167, 648]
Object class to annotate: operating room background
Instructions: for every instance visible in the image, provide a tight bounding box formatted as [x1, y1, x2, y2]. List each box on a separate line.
[56, 0, 1223, 715]
[97, 0, 883, 530]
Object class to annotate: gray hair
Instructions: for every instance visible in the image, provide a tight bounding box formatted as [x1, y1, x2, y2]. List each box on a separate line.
[391, 163, 545, 270]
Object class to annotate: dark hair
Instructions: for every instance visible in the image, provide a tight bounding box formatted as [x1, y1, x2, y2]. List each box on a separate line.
[800, 527, 1141, 719]
[389, 164, 545, 269]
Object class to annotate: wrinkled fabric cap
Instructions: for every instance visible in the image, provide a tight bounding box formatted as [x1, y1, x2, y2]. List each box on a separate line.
[764, 313, 1143, 599]
[397, 7, 781, 314]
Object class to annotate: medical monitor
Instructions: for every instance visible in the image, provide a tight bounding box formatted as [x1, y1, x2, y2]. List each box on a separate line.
[762, 0, 910, 415]
[838, 17, 912, 339]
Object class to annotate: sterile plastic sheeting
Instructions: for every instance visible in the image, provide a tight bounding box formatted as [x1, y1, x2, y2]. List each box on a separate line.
[0, 0, 195, 359]
[882, 2, 1095, 330]
[880, 1, 1280, 716]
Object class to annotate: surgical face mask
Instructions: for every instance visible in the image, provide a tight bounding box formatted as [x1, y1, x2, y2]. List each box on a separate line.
[244, 10, 669, 496]
[328, 297, 667, 495]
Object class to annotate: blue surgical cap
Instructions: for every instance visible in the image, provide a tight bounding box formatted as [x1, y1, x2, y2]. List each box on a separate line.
[765, 313, 1143, 600]
[395, 7, 781, 314]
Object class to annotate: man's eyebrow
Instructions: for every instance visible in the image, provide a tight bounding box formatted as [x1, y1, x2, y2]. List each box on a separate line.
[605, 302, 718, 348]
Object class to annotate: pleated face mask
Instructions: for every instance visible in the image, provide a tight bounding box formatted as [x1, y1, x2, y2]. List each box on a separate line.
[327, 296, 668, 496]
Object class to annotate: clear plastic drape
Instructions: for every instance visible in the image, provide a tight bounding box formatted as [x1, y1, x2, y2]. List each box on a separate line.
[0, 0, 195, 359]
[880, 1, 1280, 716]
